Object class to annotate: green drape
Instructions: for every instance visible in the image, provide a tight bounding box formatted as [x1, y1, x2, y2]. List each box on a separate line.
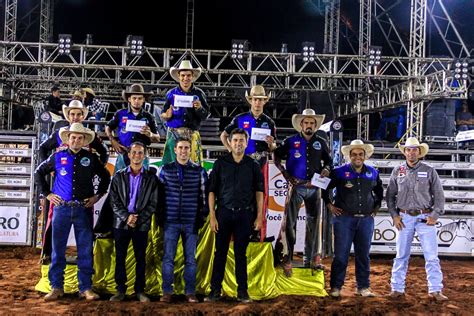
[35, 218, 327, 299]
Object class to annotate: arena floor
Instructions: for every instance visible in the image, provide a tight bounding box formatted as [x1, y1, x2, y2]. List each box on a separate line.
[0, 246, 472, 315]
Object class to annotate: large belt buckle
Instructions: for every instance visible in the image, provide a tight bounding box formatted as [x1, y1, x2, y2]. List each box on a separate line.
[176, 127, 192, 138]
[407, 209, 420, 216]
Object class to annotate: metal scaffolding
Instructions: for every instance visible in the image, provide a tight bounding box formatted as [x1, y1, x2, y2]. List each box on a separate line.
[324, 0, 340, 54]
[427, 0, 469, 59]
[40, 0, 54, 43]
[185, 0, 195, 49]
[0, 0, 470, 130]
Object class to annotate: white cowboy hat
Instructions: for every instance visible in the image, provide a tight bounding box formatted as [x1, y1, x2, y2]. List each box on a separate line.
[291, 109, 326, 132]
[245, 85, 271, 104]
[169, 60, 202, 83]
[399, 137, 429, 158]
[341, 139, 375, 159]
[59, 123, 95, 146]
[62, 100, 88, 122]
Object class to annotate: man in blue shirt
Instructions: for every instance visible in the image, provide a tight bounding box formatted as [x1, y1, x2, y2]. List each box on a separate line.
[106, 84, 160, 172]
[274, 109, 332, 277]
[323, 140, 383, 298]
[161, 60, 209, 165]
[109, 142, 158, 303]
[35, 123, 110, 301]
[158, 138, 208, 303]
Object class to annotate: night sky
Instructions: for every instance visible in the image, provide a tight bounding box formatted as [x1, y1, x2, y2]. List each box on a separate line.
[13, 0, 474, 56]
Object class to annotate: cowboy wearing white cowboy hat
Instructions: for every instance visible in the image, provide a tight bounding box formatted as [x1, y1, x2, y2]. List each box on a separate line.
[386, 137, 447, 301]
[39, 100, 108, 164]
[160, 60, 209, 166]
[274, 108, 332, 277]
[322, 139, 383, 298]
[37, 102, 108, 266]
[105, 83, 159, 172]
[220, 84, 277, 242]
[35, 122, 110, 302]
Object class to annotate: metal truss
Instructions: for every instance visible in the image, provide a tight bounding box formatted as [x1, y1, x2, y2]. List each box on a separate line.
[324, 0, 340, 54]
[427, 0, 470, 59]
[40, 0, 54, 43]
[373, 0, 408, 57]
[185, 0, 194, 49]
[3, 0, 16, 61]
[0, 41, 467, 123]
[357, 0, 372, 140]
[407, 0, 428, 139]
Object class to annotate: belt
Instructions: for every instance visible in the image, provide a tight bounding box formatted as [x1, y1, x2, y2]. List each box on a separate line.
[343, 212, 372, 217]
[249, 151, 268, 161]
[400, 209, 432, 216]
[224, 206, 252, 212]
[59, 200, 85, 207]
[170, 127, 193, 139]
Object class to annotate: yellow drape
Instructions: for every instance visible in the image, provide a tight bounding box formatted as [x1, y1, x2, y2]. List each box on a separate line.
[35, 218, 327, 299]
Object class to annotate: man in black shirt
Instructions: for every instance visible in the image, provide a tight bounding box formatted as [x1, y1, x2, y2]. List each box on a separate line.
[205, 128, 264, 303]
[45, 85, 62, 117]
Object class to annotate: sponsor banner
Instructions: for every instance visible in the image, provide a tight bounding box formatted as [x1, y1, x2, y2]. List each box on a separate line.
[267, 164, 307, 252]
[372, 215, 474, 256]
[0, 206, 29, 244]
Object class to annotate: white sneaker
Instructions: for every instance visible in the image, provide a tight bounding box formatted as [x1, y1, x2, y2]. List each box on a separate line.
[329, 288, 341, 297]
[357, 288, 376, 297]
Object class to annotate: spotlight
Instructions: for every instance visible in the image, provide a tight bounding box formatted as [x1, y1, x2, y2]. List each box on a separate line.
[126, 35, 144, 57]
[302, 42, 315, 62]
[58, 34, 72, 56]
[368, 46, 382, 67]
[231, 39, 249, 60]
[454, 59, 469, 80]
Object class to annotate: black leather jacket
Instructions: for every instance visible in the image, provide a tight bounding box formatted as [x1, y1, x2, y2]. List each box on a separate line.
[110, 167, 159, 231]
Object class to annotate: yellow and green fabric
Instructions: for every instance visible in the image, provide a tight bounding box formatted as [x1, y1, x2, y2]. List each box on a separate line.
[35, 219, 327, 299]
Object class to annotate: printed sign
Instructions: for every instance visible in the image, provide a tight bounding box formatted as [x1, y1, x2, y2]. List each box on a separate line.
[125, 119, 146, 133]
[0, 206, 29, 244]
[311, 172, 331, 189]
[250, 127, 271, 141]
[174, 95, 194, 108]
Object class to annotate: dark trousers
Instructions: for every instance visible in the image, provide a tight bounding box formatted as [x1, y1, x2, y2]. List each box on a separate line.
[210, 208, 252, 296]
[113, 228, 149, 294]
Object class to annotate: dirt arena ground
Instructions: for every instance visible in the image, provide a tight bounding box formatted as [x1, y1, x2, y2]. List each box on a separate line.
[0, 246, 472, 315]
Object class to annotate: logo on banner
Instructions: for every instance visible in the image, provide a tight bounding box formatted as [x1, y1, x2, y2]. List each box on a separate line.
[243, 121, 250, 129]
[61, 157, 68, 165]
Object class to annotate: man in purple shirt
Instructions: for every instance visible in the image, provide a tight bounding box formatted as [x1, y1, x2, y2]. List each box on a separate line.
[109, 142, 159, 302]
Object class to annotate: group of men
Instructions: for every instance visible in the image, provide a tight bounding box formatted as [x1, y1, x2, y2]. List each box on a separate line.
[35, 59, 448, 303]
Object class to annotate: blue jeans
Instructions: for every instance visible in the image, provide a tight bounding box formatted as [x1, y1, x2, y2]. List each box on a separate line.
[49, 205, 94, 293]
[162, 223, 198, 295]
[330, 214, 374, 290]
[391, 213, 443, 293]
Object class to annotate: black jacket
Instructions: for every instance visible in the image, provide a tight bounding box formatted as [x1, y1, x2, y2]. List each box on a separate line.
[110, 167, 159, 231]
